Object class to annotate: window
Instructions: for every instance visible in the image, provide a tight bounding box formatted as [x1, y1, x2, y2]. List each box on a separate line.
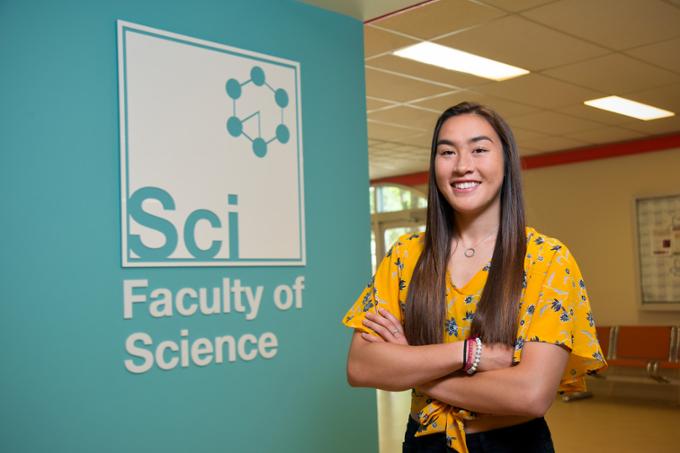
[370, 184, 427, 272]
[370, 184, 427, 214]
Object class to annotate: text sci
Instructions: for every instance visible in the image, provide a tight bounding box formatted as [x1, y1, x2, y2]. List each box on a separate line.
[128, 186, 240, 260]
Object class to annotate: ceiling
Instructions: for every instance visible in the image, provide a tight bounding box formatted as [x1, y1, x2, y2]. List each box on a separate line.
[304, 0, 680, 179]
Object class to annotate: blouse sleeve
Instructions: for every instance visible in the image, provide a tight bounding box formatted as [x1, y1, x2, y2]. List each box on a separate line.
[342, 238, 406, 335]
[517, 243, 607, 389]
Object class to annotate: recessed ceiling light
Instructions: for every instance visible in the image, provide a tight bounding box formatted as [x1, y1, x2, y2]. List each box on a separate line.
[393, 42, 529, 81]
[584, 96, 675, 121]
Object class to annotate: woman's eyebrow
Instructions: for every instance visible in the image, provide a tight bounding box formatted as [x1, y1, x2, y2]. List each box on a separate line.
[469, 135, 494, 144]
[436, 139, 456, 147]
[437, 136, 494, 147]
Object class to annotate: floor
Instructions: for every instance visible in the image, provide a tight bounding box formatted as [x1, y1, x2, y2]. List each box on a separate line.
[377, 388, 680, 453]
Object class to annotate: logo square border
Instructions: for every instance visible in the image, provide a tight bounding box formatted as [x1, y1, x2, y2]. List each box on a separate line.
[117, 20, 306, 267]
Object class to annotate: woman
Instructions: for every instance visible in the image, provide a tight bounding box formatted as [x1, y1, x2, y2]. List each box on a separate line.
[343, 102, 606, 453]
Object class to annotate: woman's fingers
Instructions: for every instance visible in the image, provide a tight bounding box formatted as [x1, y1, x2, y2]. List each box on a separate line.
[362, 315, 394, 340]
[367, 311, 401, 337]
[378, 308, 403, 335]
[360, 332, 384, 343]
[362, 309, 407, 345]
[369, 309, 399, 332]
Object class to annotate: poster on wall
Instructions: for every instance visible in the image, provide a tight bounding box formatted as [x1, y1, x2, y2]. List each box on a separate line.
[116, 20, 311, 375]
[635, 194, 680, 310]
[118, 20, 305, 267]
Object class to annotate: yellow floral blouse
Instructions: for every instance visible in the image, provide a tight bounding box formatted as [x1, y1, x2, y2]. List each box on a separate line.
[343, 228, 607, 453]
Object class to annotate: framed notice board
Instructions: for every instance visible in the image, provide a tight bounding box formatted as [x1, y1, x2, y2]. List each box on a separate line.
[635, 194, 680, 310]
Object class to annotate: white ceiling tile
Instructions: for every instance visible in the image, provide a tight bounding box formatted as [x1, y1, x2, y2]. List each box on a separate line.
[394, 144, 424, 153]
[374, 0, 506, 40]
[625, 36, 680, 74]
[518, 135, 590, 152]
[369, 150, 394, 161]
[365, 67, 452, 102]
[507, 111, 604, 135]
[369, 105, 441, 130]
[618, 115, 680, 135]
[621, 83, 680, 112]
[563, 126, 646, 144]
[512, 127, 551, 142]
[522, 0, 680, 50]
[366, 97, 397, 111]
[480, 0, 555, 12]
[395, 132, 432, 148]
[542, 53, 680, 93]
[364, 25, 420, 58]
[435, 15, 609, 71]
[480, 73, 602, 108]
[371, 141, 399, 150]
[554, 103, 638, 126]
[410, 91, 540, 118]
[367, 120, 424, 141]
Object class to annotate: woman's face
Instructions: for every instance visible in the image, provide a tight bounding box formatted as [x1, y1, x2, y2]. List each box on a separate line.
[434, 113, 505, 220]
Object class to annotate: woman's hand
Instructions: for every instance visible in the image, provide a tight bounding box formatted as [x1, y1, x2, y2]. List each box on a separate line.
[476, 342, 514, 372]
[361, 308, 409, 346]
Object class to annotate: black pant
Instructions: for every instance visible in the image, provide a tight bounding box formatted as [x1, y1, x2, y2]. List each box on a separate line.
[402, 416, 555, 453]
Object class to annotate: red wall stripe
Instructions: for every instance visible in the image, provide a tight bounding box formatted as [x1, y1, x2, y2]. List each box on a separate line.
[371, 132, 680, 186]
[520, 132, 680, 170]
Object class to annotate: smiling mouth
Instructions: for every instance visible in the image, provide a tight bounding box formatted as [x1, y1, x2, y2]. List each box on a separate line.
[452, 181, 480, 190]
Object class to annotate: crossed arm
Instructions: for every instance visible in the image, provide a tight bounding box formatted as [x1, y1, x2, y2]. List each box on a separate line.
[346, 308, 569, 418]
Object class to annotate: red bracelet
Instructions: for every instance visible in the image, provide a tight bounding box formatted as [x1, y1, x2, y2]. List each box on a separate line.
[464, 338, 476, 372]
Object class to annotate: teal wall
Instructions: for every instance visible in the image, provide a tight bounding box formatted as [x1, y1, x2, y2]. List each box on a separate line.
[0, 1, 375, 452]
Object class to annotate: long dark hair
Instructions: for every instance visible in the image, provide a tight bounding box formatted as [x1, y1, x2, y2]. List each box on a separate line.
[404, 102, 526, 346]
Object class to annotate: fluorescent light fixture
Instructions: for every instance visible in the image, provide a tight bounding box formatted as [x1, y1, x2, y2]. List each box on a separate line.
[393, 42, 529, 81]
[584, 96, 675, 121]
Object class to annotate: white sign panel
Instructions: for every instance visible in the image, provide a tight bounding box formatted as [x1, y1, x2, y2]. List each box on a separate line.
[117, 21, 305, 267]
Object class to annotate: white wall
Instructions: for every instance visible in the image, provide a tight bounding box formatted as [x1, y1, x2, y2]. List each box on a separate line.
[523, 148, 680, 326]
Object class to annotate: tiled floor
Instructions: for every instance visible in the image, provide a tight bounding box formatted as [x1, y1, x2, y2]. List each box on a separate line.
[547, 395, 680, 453]
[377, 389, 680, 453]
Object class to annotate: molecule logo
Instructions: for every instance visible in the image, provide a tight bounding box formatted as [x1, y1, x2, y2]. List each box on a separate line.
[226, 66, 290, 158]
[118, 21, 305, 267]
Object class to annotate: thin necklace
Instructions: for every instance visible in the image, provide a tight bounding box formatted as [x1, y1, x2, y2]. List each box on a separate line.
[456, 231, 497, 258]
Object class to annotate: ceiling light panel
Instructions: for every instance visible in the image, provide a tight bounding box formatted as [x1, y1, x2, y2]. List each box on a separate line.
[584, 96, 675, 121]
[393, 42, 529, 81]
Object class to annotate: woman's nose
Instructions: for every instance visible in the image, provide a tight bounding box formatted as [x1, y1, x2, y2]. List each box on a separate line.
[454, 151, 472, 174]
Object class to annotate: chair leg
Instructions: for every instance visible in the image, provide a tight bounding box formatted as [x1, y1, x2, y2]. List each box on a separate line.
[649, 361, 671, 383]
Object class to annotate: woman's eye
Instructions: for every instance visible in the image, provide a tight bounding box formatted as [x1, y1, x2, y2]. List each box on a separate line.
[439, 149, 454, 156]
[473, 148, 488, 153]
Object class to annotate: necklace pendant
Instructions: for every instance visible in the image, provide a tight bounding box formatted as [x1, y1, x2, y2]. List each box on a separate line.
[464, 248, 475, 258]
